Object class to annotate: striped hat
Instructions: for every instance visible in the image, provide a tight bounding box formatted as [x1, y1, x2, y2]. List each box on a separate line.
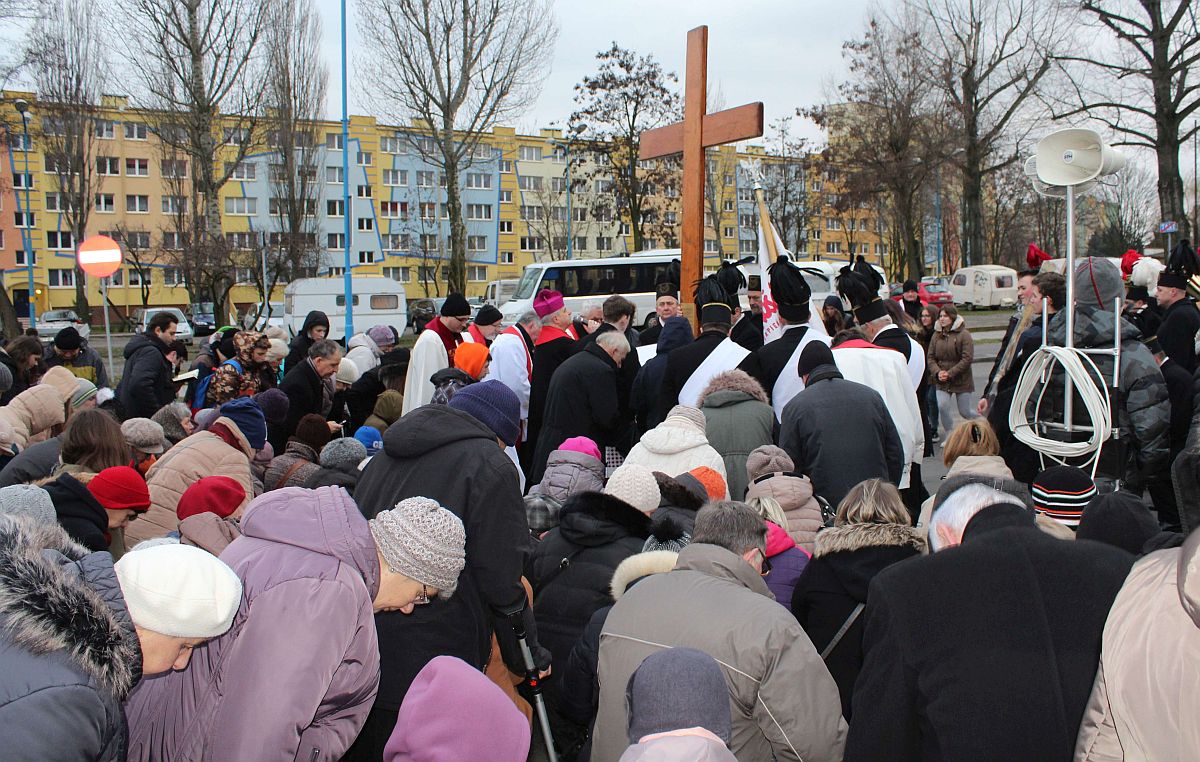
[1031, 466, 1096, 527]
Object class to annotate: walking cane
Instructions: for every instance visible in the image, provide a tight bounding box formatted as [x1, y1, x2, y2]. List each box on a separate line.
[508, 610, 559, 762]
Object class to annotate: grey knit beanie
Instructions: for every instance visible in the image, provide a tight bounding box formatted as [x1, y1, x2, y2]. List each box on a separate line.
[662, 404, 707, 432]
[320, 437, 368, 469]
[369, 497, 466, 598]
[0, 484, 55, 526]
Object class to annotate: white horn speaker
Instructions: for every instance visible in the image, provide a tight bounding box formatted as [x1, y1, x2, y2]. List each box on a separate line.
[1035, 128, 1126, 187]
[1024, 155, 1096, 198]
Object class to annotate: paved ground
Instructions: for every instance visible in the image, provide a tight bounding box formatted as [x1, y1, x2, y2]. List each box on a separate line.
[920, 358, 996, 492]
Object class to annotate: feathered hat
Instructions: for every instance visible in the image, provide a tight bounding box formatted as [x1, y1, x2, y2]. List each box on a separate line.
[768, 256, 812, 322]
[1127, 255, 1164, 303]
[837, 266, 887, 324]
[1161, 239, 1198, 291]
[656, 259, 681, 300]
[1027, 243, 1053, 271]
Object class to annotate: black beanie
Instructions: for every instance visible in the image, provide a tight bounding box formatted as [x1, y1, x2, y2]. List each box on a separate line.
[1076, 492, 1160, 555]
[903, 280, 919, 293]
[54, 326, 82, 351]
[474, 304, 503, 326]
[795, 341, 834, 378]
[440, 293, 471, 318]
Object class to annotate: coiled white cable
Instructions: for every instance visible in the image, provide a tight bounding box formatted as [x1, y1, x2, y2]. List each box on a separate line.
[1008, 345, 1113, 465]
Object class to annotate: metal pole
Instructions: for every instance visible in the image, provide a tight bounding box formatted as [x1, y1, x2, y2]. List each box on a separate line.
[565, 144, 573, 259]
[340, 0, 354, 339]
[1064, 183, 1076, 432]
[100, 276, 114, 381]
[21, 115, 34, 328]
[934, 166, 944, 275]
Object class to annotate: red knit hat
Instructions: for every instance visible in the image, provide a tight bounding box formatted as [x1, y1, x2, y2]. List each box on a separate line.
[87, 466, 151, 512]
[176, 476, 246, 521]
[688, 467, 727, 501]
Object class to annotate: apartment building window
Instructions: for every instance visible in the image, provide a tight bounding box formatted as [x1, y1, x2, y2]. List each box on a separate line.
[223, 128, 250, 146]
[228, 161, 256, 181]
[810, 228, 821, 241]
[467, 265, 487, 281]
[875, 243, 889, 255]
[12, 172, 34, 189]
[356, 185, 372, 198]
[358, 250, 374, 264]
[357, 217, 374, 232]
[723, 226, 735, 238]
[704, 239, 719, 253]
[594, 179, 613, 193]
[124, 121, 147, 140]
[419, 234, 438, 251]
[15, 248, 34, 266]
[519, 205, 542, 221]
[518, 175, 542, 191]
[520, 236, 543, 252]
[326, 133, 343, 150]
[46, 231, 74, 249]
[722, 200, 734, 212]
[739, 213, 754, 228]
[163, 232, 184, 250]
[161, 195, 187, 214]
[328, 267, 346, 277]
[382, 169, 407, 186]
[161, 159, 187, 178]
[327, 199, 344, 217]
[124, 231, 151, 249]
[737, 188, 754, 202]
[593, 207, 613, 222]
[416, 170, 435, 188]
[225, 232, 253, 250]
[44, 193, 67, 212]
[825, 242, 842, 254]
[499, 220, 513, 234]
[467, 235, 487, 252]
[380, 201, 406, 219]
[416, 266, 437, 282]
[380, 135, 405, 153]
[384, 233, 410, 250]
[664, 211, 678, 225]
[95, 193, 114, 212]
[125, 158, 149, 177]
[573, 236, 587, 252]
[94, 120, 115, 139]
[466, 203, 492, 220]
[224, 197, 256, 215]
[48, 268, 76, 287]
[438, 203, 451, 219]
[619, 222, 631, 236]
[549, 176, 567, 193]
[419, 202, 436, 220]
[126, 194, 150, 213]
[499, 190, 513, 203]
[499, 159, 513, 173]
[326, 166, 344, 183]
[466, 173, 491, 189]
[328, 233, 345, 250]
[519, 146, 542, 162]
[596, 236, 613, 252]
[739, 239, 756, 254]
[9, 132, 32, 151]
[825, 217, 841, 230]
[551, 206, 567, 222]
[414, 135, 437, 153]
[357, 151, 372, 166]
[663, 184, 679, 198]
[382, 266, 411, 282]
[162, 267, 184, 285]
[500, 251, 514, 264]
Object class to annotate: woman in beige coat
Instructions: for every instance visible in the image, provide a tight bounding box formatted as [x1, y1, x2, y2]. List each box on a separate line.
[927, 305, 978, 437]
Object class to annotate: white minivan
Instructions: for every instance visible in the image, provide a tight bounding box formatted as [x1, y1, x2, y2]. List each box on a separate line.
[948, 265, 1019, 309]
[283, 277, 407, 340]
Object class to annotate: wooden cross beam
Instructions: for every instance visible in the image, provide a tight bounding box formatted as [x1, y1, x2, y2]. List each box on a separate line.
[639, 25, 764, 327]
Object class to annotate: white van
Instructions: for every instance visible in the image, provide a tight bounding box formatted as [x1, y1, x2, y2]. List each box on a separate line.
[283, 277, 408, 340]
[484, 279, 518, 307]
[949, 265, 1019, 309]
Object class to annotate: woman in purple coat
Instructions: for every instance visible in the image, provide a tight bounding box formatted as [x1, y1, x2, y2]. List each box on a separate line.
[125, 488, 467, 762]
[749, 495, 811, 605]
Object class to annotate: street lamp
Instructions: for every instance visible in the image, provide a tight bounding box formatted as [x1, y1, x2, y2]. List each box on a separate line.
[340, 0, 353, 338]
[13, 98, 35, 328]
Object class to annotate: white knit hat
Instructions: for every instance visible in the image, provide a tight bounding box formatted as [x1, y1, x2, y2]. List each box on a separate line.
[336, 357, 361, 385]
[604, 463, 661, 515]
[114, 544, 243, 638]
[663, 405, 707, 432]
[370, 497, 466, 598]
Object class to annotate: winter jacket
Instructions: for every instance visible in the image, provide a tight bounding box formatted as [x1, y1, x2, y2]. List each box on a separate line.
[44, 472, 110, 552]
[1038, 306, 1169, 491]
[916, 454, 1013, 532]
[129, 419, 255, 548]
[927, 315, 975, 393]
[284, 310, 329, 369]
[0, 383, 66, 451]
[0, 435, 60, 487]
[790, 522, 924, 719]
[44, 343, 109, 387]
[270, 358, 326, 451]
[126, 487, 380, 762]
[619, 730, 737, 762]
[429, 366, 475, 405]
[698, 372, 774, 500]
[116, 332, 175, 419]
[844, 505, 1134, 762]
[528, 448, 606, 504]
[594, 543, 848, 762]
[1172, 369, 1200, 534]
[263, 440, 322, 491]
[745, 470, 824, 553]
[530, 491, 651, 676]
[353, 404, 543, 709]
[779, 364, 904, 508]
[363, 389, 404, 436]
[304, 461, 361, 496]
[630, 317, 693, 433]
[0, 350, 23, 405]
[531, 342, 625, 486]
[178, 512, 241, 556]
[764, 521, 809, 606]
[623, 419, 729, 497]
[345, 332, 382, 373]
[654, 329, 730, 424]
[528, 326, 580, 459]
[206, 331, 266, 406]
[1074, 530, 1200, 761]
[0, 517, 140, 762]
[1156, 296, 1200, 373]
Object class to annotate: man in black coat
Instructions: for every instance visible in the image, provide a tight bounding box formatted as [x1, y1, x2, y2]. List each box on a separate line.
[116, 310, 178, 419]
[730, 276, 765, 351]
[779, 342, 903, 507]
[1154, 269, 1200, 373]
[845, 485, 1134, 762]
[655, 303, 742, 422]
[269, 339, 342, 451]
[348, 380, 546, 760]
[284, 310, 329, 369]
[1147, 337, 1191, 531]
[575, 295, 641, 452]
[525, 294, 579, 472]
[530, 331, 630, 486]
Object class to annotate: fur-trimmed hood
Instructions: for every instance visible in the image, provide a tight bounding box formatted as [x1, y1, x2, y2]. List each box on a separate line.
[698, 369, 769, 407]
[558, 491, 653, 546]
[610, 550, 679, 600]
[0, 516, 139, 697]
[652, 471, 706, 512]
[814, 522, 926, 557]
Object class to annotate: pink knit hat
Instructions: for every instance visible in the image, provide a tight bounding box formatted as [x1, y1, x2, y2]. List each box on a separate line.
[558, 436, 601, 462]
[533, 289, 564, 318]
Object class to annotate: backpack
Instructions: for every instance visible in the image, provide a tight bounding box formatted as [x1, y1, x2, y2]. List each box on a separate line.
[192, 358, 242, 412]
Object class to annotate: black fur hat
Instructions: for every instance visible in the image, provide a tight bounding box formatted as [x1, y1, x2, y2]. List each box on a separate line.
[768, 256, 811, 322]
[1162, 239, 1198, 290]
[837, 266, 887, 324]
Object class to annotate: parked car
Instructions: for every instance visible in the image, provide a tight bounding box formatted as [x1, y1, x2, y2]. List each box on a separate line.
[36, 309, 90, 341]
[241, 302, 286, 333]
[407, 298, 444, 334]
[188, 302, 217, 337]
[890, 281, 954, 307]
[132, 307, 194, 345]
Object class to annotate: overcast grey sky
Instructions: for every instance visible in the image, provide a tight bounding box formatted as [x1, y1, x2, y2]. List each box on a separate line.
[314, 0, 874, 144]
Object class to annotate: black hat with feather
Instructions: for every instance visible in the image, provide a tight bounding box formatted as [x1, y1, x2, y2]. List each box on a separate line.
[693, 273, 735, 327]
[656, 259, 681, 300]
[837, 265, 888, 324]
[1161, 239, 1199, 291]
[768, 256, 812, 322]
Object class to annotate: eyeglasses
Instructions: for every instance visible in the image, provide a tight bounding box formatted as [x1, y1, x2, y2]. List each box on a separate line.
[757, 550, 772, 577]
[414, 584, 431, 605]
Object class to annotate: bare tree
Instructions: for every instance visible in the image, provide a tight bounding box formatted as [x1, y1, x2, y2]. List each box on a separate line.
[1054, 1, 1199, 243]
[257, 0, 326, 324]
[108, 225, 158, 316]
[569, 44, 682, 253]
[26, 0, 108, 319]
[757, 118, 817, 255]
[116, 0, 272, 323]
[1088, 157, 1159, 254]
[358, 0, 556, 294]
[981, 160, 1030, 267]
[916, 0, 1062, 266]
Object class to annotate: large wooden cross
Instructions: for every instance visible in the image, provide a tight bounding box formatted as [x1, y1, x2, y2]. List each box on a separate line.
[640, 25, 764, 325]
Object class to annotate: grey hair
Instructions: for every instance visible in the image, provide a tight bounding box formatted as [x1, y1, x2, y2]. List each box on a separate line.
[540, 311, 559, 327]
[162, 401, 191, 422]
[595, 329, 630, 356]
[517, 311, 539, 328]
[693, 500, 767, 556]
[308, 338, 343, 360]
[866, 315, 893, 329]
[928, 484, 1024, 552]
[578, 300, 602, 316]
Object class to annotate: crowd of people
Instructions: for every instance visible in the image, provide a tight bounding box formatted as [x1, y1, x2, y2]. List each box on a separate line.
[0, 242, 1199, 761]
